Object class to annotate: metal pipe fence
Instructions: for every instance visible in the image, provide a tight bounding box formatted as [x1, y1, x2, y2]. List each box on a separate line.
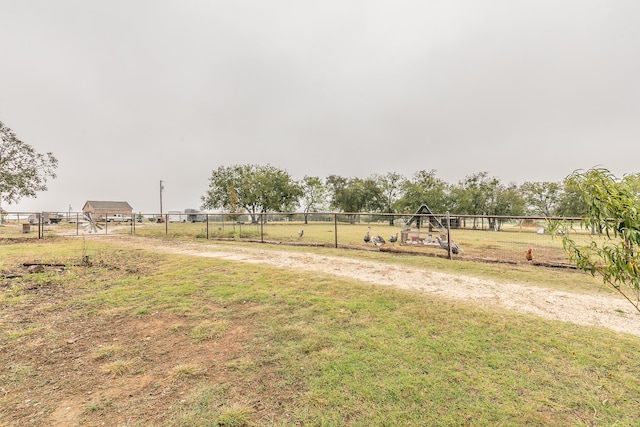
[1, 210, 596, 266]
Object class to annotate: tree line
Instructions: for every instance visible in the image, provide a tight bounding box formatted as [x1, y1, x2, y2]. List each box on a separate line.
[200, 164, 640, 223]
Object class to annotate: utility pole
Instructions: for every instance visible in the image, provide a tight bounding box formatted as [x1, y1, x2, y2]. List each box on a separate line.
[160, 180, 164, 217]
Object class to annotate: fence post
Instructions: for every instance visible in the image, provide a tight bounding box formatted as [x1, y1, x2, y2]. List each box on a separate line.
[260, 213, 264, 243]
[334, 213, 338, 248]
[446, 212, 452, 259]
[76, 212, 79, 236]
[206, 214, 209, 239]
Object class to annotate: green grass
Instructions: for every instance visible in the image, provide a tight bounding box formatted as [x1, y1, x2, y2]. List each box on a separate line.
[2, 238, 639, 425]
[190, 320, 230, 342]
[160, 236, 607, 297]
[2, 216, 605, 271]
[117, 219, 610, 269]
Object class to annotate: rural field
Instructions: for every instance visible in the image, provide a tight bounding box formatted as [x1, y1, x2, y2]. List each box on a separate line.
[1, 233, 640, 426]
[2, 215, 594, 266]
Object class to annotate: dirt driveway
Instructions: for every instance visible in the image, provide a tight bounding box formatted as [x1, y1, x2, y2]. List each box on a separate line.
[108, 236, 640, 337]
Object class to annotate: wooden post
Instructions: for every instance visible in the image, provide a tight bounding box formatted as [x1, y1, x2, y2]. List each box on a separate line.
[260, 213, 264, 243]
[206, 213, 209, 240]
[334, 213, 338, 248]
[446, 212, 452, 259]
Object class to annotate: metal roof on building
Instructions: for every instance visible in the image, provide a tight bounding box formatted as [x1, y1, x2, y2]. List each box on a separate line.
[83, 201, 133, 211]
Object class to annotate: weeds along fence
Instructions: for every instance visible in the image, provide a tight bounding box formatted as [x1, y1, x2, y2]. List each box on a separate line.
[1, 211, 594, 267]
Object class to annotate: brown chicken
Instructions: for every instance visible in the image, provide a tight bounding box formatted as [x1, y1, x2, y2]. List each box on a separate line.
[525, 248, 533, 261]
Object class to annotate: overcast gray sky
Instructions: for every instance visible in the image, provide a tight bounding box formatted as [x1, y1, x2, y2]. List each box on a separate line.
[1, 0, 639, 213]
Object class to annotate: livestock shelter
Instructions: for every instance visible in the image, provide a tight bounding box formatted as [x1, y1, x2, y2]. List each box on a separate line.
[82, 200, 133, 220]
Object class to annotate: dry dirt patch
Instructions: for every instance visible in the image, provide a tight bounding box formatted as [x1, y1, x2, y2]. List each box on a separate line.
[0, 252, 289, 426]
[1, 305, 277, 426]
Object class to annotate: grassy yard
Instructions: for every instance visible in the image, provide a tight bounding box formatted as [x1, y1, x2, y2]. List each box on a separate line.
[2, 216, 601, 266]
[105, 219, 598, 265]
[115, 221, 613, 294]
[1, 237, 639, 426]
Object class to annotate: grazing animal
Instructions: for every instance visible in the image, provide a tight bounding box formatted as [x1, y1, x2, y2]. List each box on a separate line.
[297, 229, 304, 238]
[435, 236, 461, 254]
[389, 232, 398, 245]
[364, 231, 371, 244]
[525, 248, 533, 261]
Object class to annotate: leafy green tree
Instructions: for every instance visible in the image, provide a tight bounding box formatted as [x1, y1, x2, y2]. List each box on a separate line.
[556, 176, 589, 217]
[623, 173, 640, 194]
[481, 176, 503, 230]
[560, 168, 640, 313]
[226, 185, 244, 222]
[299, 176, 328, 224]
[260, 165, 302, 213]
[361, 177, 385, 212]
[375, 172, 407, 225]
[450, 172, 524, 230]
[485, 182, 526, 230]
[201, 164, 301, 223]
[325, 174, 347, 211]
[453, 172, 499, 229]
[0, 121, 58, 211]
[396, 170, 448, 214]
[326, 175, 383, 222]
[520, 181, 563, 217]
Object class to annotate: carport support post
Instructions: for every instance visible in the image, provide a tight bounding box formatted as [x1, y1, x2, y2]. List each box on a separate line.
[446, 212, 452, 259]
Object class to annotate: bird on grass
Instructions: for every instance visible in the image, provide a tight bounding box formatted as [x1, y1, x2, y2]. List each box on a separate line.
[364, 231, 371, 244]
[297, 229, 304, 238]
[389, 232, 398, 245]
[372, 235, 386, 246]
[525, 248, 533, 261]
[435, 236, 462, 254]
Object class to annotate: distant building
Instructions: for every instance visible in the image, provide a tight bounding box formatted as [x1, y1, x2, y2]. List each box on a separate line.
[168, 211, 186, 222]
[82, 200, 133, 221]
[185, 208, 206, 223]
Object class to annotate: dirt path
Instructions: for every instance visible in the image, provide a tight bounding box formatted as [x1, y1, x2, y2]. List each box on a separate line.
[110, 237, 640, 337]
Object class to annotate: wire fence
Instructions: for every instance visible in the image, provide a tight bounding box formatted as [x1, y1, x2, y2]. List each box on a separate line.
[1, 210, 592, 267]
